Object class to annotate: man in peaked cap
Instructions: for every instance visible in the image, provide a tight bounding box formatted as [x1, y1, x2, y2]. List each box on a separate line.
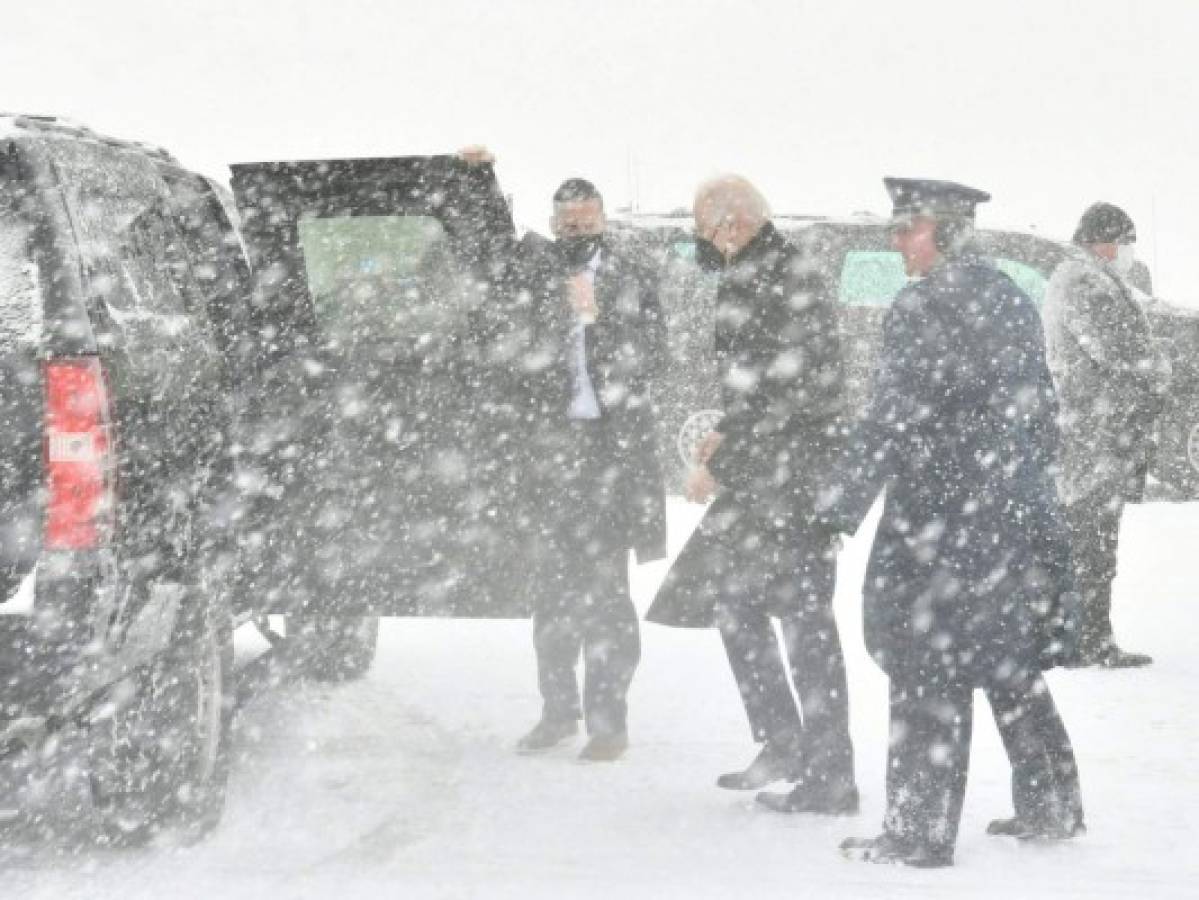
[1042, 202, 1168, 668]
[817, 178, 1085, 866]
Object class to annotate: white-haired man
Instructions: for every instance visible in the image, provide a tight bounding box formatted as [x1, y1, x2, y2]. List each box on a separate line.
[648, 175, 857, 813]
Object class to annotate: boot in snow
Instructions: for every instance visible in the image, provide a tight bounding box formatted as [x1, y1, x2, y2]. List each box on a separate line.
[516, 718, 579, 753]
[840, 833, 954, 868]
[986, 815, 1086, 840]
[755, 778, 859, 815]
[716, 741, 803, 790]
[578, 731, 628, 762]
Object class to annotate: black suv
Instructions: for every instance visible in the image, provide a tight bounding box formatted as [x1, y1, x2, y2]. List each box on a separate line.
[0, 116, 247, 838]
[611, 212, 1199, 499]
[0, 137, 568, 843]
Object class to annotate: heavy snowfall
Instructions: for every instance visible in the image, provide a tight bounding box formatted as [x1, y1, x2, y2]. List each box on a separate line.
[3, 1, 1199, 897]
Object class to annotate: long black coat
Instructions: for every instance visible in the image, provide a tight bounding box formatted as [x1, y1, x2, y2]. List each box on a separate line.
[647, 223, 847, 627]
[822, 252, 1076, 682]
[509, 233, 668, 563]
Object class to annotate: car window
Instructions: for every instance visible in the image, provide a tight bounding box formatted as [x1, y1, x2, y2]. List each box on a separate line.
[46, 140, 199, 321]
[161, 173, 252, 358]
[297, 213, 473, 344]
[838, 250, 909, 306]
[994, 259, 1047, 305]
[0, 200, 41, 347]
[838, 250, 1048, 307]
[114, 206, 195, 317]
[670, 237, 696, 262]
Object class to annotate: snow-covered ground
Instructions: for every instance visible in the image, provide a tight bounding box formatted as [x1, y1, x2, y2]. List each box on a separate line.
[4, 499, 1197, 898]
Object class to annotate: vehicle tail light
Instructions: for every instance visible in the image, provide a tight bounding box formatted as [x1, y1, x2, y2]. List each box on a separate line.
[43, 357, 116, 550]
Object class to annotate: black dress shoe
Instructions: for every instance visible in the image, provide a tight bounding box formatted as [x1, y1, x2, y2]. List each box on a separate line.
[516, 718, 579, 753]
[1064, 642, 1152, 669]
[986, 816, 1086, 840]
[579, 731, 628, 762]
[716, 742, 802, 791]
[840, 833, 954, 868]
[1098, 645, 1152, 668]
[755, 780, 859, 815]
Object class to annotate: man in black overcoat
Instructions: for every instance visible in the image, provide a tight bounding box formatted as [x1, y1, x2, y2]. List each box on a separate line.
[647, 175, 857, 813]
[510, 178, 667, 762]
[827, 179, 1085, 867]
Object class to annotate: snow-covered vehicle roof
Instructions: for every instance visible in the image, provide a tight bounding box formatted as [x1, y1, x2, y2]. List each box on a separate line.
[0, 114, 178, 163]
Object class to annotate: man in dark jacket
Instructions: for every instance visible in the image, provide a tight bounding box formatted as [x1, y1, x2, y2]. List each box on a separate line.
[512, 177, 667, 762]
[1043, 203, 1168, 667]
[647, 175, 857, 813]
[828, 179, 1084, 867]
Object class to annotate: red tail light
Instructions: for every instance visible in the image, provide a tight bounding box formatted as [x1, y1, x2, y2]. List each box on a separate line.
[43, 357, 115, 550]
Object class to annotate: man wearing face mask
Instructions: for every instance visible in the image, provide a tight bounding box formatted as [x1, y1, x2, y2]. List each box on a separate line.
[1042, 203, 1169, 668]
[514, 177, 667, 761]
[647, 175, 857, 813]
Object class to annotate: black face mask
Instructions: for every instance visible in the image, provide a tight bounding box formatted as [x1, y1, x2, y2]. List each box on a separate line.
[694, 237, 726, 273]
[555, 234, 602, 270]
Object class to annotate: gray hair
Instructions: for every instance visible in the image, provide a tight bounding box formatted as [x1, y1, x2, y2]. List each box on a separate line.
[693, 174, 771, 227]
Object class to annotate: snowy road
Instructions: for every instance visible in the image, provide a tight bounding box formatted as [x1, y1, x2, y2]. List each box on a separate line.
[4, 500, 1198, 898]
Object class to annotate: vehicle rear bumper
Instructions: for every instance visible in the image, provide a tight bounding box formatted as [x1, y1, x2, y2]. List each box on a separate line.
[0, 562, 107, 726]
[0, 554, 183, 766]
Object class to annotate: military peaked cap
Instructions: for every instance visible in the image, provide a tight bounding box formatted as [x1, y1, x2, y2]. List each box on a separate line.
[884, 177, 991, 220]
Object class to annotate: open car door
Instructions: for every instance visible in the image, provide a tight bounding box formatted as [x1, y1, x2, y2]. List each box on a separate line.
[229, 155, 531, 618]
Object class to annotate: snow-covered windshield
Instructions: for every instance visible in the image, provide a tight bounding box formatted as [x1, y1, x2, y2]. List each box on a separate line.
[46, 138, 197, 324]
[0, 205, 40, 347]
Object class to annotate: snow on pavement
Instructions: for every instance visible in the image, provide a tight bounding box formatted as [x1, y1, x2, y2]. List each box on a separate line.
[4, 499, 1198, 899]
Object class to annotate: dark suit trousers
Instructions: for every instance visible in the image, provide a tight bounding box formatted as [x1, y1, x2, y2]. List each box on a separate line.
[884, 666, 1084, 854]
[716, 527, 854, 785]
[1063, 488, 1124, 654]
[530, 422, 640, 737]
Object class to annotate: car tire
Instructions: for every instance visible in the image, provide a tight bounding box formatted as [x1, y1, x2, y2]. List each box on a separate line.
[89, 590, 234, 846]
[285, 615, 380, 683]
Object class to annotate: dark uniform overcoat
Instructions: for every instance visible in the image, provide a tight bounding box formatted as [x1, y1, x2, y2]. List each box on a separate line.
[823, 252, 1076, 682]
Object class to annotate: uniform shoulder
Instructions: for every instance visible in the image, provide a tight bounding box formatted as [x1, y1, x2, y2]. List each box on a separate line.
[943, 257, 1036, 307]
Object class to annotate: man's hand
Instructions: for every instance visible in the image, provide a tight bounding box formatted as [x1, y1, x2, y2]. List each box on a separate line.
[684, 465, 719, 504]
[694, 430, 724, 466]
[457, 145, 495, 166]
[567, 273, 598, 323]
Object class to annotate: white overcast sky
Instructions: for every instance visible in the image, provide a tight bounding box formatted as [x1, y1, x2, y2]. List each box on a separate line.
[4, 0, 1198, 300]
